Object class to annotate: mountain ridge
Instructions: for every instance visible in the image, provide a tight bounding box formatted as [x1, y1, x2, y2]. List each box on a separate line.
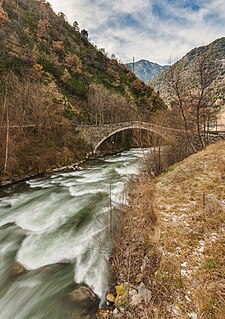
[151, 37, 225, 104]
[126, 59, 168, 83]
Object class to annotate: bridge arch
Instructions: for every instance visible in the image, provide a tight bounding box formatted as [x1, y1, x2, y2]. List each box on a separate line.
[76, 121, 175, 154]
[93, 126, 165, 153]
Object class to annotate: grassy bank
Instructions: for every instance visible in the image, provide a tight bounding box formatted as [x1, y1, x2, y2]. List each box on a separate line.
[109, 140, 225, 319]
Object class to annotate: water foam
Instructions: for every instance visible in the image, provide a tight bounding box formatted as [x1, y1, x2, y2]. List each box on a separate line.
[16, 220, 105, 270]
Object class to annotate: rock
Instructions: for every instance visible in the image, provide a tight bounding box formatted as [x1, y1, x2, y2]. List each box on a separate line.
[129, 289, 138, 297]
[138, 282, 152, 304]
[1, 180, 12, 187]
[67, 286, 97, 304]
[14, 175, 30, 182]
[106, 292, 115, 303]
[11, 262, 27, 276]
[112, 308, 124, 319]
[141, 256, 150, 273]
[113, 308, 119, 315]
[41, 266, 53, 274]
[135, 273, 144, 283]
[96, 309, 110, 318]
[130, 294, 143, 307]
[190, 312, 198, 319]
[15, 228, 27, 236]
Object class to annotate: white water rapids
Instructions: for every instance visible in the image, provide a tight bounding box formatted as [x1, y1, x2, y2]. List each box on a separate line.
[0, 148, 149, 319]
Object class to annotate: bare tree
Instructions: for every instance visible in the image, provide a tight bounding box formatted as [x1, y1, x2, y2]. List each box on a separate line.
[87, 83, 137, 125]
[166, 63, 197, 152]
[0, 71, 66, 176]
[165, 50, 219, 152]
[188, 52, 218, 147]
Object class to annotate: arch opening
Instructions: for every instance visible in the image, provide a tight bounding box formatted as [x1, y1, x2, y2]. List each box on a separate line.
[94, 127, 167, 154]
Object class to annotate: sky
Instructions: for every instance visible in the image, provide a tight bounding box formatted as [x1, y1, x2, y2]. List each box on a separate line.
[47, 0, 225, 65]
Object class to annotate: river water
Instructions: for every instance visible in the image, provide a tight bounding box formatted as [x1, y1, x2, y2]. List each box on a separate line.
[0, 148, 149, 319]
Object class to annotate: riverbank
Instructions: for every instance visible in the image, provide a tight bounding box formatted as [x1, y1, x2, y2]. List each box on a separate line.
[0, 158, 88, 187]
[0, 143, 129, 188]
[108, 140, 225, 319]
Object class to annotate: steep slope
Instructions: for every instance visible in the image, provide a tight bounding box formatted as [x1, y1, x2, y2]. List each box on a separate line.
[126, 59, 168, 83]
[151, 38, 225, 105]
[0, 0, 164, 182]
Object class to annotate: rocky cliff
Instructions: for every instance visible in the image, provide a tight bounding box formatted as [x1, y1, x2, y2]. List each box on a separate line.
[151, 38, 225, 105]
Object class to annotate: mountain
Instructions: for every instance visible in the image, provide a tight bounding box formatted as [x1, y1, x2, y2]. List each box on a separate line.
[0, 0, 164, 181]
[151, 38, 225, 104]
[125, 59, 168, 83]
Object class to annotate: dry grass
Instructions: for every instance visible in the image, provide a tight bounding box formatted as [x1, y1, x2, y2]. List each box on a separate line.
[155, 140, 225, 318]
[111, 141, 225, 319]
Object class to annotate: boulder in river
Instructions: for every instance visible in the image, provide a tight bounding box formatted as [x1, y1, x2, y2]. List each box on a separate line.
[67, 286, 97, 304]
[11, 262, 27, 276]
[106, 291, 116, 303]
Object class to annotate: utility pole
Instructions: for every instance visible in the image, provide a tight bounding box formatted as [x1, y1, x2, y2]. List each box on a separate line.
[132, 56, 135, 74]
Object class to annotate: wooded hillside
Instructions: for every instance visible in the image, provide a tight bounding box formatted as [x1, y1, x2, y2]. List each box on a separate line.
[0, 0, 164, 182]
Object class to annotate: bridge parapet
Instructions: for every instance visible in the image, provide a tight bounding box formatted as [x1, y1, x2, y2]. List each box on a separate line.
[75, 121, 225, 153]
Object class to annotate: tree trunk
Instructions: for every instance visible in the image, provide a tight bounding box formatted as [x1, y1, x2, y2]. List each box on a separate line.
[3, 83, 9, 175]
[196, 103, 205, 149]
[177, 94, 197, 153]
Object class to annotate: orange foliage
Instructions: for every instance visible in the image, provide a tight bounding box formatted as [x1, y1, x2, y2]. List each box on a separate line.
[61, 68, 71, 82]
[134, 78, 144, 90]
[0, 2, 8, 25]
[65, 53, 82, 74]
[37, 19, 49, 39]
[52, 40, 64, 53]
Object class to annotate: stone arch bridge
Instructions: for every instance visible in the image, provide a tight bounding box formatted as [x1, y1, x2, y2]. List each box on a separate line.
[76, 121, 181, 153]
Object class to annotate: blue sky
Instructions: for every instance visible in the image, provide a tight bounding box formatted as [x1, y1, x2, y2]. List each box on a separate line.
[48, 0, 225, 65]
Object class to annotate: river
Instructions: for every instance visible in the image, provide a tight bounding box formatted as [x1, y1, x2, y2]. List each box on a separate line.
[0, 148, 149, 319]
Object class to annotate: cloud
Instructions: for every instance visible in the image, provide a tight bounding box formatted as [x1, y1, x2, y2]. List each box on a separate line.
[48, 0, 225, 65]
